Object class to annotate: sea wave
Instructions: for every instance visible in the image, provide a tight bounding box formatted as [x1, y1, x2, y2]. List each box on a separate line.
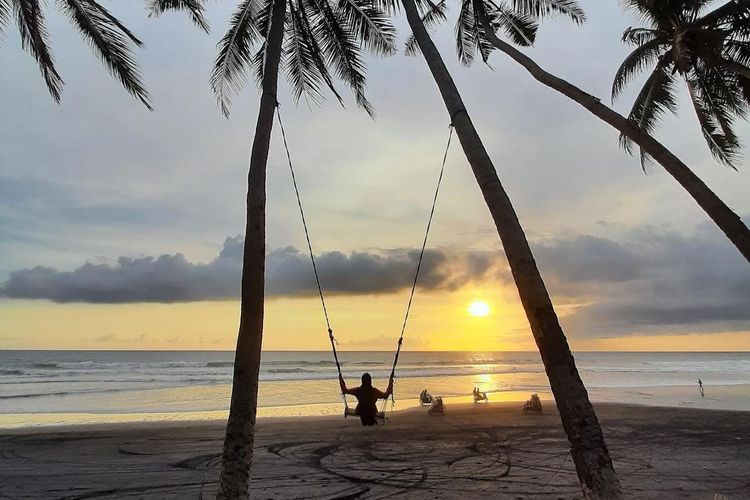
[0, 369, 26, 376]
[261, 360, 338, 367]
[268, 368, 315, 374]
[206, 362, 234, 368]
[31, 362, 60, 369]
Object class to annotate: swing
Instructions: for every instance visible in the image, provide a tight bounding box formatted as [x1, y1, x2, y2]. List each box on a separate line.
[276, 104, 454, 422]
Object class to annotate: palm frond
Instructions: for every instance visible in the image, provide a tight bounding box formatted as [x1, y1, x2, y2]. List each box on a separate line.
[307, 0, 374, 116]
[719, 56, 750, 104]
[296, 0, 345, 104]
[404, 0, 447, 56]
[472, 0, 495, 63]
[58, 0, 151, 110]
[12, 0, 64, 101]
[621, 26, 663, 46]
[210, 0, 263, 116]
[620, 57, 678, 161]
[698, 0, 750, 29]
[511, 0, 585, 24]
[89, 1, 143, 46]
[336, 0, 396, 56]
[456, 0, 478, 66]
[490, 1, 537, 47]
[612, 35, 665, 100]
[148, 0, 210, 33]
[686, 71, 741, 167]
[1, 0, 12, 33]
[724, 39, 750, 67]
[251, 42, 266, 84]
[284, 0, 324, 104]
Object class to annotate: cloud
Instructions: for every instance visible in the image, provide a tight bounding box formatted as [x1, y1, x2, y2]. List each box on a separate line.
[0, 236, 497, 303]
[532, 224, 750, 337]
[3, 223, 750, 339]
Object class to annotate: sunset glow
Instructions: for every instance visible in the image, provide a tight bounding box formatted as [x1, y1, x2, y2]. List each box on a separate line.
[468, 300, 491, 317]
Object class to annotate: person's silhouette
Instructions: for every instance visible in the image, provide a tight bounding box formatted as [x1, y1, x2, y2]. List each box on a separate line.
[339, 372, 393, 426]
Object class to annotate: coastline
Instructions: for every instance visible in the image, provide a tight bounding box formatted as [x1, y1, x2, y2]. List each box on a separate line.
[2, 403, 749, 499]
[2, 382, 747, 430]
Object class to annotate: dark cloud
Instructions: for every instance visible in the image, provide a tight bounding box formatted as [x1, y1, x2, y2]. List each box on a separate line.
[0, 236, 497, 303]
[534, 235, 642, 285]
[533, 225, 750, 337]
[3, 225, 750, 339]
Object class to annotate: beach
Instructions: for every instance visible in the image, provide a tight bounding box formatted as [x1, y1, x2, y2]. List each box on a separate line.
[2, 402, 749, 499]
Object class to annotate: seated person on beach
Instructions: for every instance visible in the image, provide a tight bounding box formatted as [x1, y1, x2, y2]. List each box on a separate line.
[473, 387, 488, 402]
[420, 389, 432, 404]
[339, 372, 393, 426]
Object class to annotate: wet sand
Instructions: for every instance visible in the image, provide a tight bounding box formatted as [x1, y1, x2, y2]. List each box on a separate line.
[1, 403, 749, 499]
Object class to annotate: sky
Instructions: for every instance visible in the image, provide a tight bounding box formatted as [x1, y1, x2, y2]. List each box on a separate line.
[1, 1, 749, 351]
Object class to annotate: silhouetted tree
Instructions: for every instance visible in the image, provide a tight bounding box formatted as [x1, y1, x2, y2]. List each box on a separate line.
[414, 0, 750, 261]
[399, 0, 622, 497]
[153, 0, 394, 497]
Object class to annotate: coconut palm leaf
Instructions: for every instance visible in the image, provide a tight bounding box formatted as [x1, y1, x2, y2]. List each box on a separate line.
[58, 0, 151, 109]
[89, 2, 143, 47]
[148, 0, 210, 33]
[699, 0, 750, 28]
[719, 57, 750, 102]
[307, 0, 374, 115]
[285, 0, 325, 104]
[489, 1, 537, 47]
[296, 0, 345, 103]
[616, 0, 750, 168]
[612, 36, 665, 100]
[337, 0, 396, 55]
[456, 0, 477, 64]
[621, 26, 663, 46]
[12, 0, 64, 102]
[250, 0, 274, 85]
[510, 0, 584, 24]
[619, 57, 678, 162]
[210, 0, 264, 116]
[724, 39, 750, 67]
[404, 0, 447, 55]
[1, 0, 13, 32]
[686, 71, 740, 167]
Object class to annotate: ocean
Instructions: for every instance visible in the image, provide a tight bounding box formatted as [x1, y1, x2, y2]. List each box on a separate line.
[1, 351, 749, 428]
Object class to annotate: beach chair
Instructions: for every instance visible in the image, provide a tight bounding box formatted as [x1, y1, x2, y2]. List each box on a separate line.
[522, 393, 543, 414]
[428, 397, 445, 415]
[473, 388, 489, 403]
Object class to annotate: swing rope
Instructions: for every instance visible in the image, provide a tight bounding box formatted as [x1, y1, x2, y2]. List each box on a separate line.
[276, 104, 348, 408]
[276, 101, 454, 412]
[387, 123, 454, 403]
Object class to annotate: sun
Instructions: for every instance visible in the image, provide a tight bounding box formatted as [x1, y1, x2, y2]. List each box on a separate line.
[468, 300, 491, 317]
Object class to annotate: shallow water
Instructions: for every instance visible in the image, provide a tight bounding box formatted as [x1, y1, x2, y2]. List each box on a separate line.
[1, 351, 748, 427]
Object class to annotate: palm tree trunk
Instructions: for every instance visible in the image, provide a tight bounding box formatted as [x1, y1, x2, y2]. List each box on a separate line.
[473, 1, 750, 264]
[400, 0, 622, 497]
[216, 0, 287, 497]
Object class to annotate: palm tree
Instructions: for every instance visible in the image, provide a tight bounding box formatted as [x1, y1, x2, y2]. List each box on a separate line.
[614, 0, 750, 169]
[418, 0, 750, 262]
[399, 0, 622, 497]
[156, 0, 395, 497]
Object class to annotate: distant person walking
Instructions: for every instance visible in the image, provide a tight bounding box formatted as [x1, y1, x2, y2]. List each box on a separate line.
[698, 378, 704, 397]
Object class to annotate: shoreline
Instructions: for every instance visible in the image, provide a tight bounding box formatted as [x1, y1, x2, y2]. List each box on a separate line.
[2, 382, 747, 430]
[2, 403, 749, 499]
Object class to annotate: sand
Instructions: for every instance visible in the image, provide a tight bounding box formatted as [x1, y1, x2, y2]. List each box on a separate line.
[1, 403, 749, 499]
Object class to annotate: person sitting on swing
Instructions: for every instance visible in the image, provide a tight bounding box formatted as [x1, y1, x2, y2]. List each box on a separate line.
[339, 372, 394, 426]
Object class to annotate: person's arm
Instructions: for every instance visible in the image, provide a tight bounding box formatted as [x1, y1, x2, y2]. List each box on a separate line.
[381, 375, 395, 399]
[339, 374, 355, 396]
